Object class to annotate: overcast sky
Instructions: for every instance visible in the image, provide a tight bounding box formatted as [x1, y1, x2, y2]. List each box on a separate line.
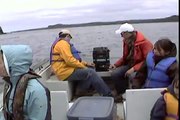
[0, 0, 178, 32]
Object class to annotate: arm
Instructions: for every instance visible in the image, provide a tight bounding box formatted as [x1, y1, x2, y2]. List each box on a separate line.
[133, 40, 153, 71]
[114, 57, 124, 67]
[166, 62, 177, 83]
[26, 82, 51, 120]
[56, 41, 86, 68]
[150, 96, 166, 120]
[132, 61, 147, 88]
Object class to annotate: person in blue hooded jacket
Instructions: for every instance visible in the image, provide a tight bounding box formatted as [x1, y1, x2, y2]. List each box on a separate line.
[0, 45, 51, 120]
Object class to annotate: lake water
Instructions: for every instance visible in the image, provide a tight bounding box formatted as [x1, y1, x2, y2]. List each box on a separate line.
[0, 22, 179, 65]
[0, 22, 179, 91]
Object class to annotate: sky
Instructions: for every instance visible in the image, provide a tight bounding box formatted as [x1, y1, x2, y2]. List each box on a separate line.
[0, 0, 178, 33]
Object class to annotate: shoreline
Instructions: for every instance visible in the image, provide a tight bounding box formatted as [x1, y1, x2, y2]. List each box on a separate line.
[1, 15, 178, 34]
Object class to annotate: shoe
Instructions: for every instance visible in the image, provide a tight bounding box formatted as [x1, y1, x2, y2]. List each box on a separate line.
[111, 89, 118, 97]
[75, 88, 94, 97]
[87, 89, 97, 95]
[116, 115, 123, 120]
[114, 95, 125, 103]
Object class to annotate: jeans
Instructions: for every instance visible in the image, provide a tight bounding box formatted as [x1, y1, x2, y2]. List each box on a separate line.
[111, 65, 136, 94]
[67, 68, 112, 96]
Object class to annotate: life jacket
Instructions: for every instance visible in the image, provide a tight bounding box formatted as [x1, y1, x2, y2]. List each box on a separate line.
[3, 70, 41, 120]
[50, 37, 81, 64]
[145, 51, 176, 88]
[163, 90, 179, 120]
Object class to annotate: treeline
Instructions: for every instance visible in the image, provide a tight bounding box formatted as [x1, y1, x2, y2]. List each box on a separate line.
[1, 15, 178, 34]
[47, 15, 179, 29]
[0, 27, 4, 34]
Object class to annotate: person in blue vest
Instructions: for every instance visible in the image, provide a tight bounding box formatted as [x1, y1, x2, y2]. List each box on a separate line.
[132, 38, 178, 88]
[150, 68, 179, 120]
[50, 29, 113, 97]
[0, 45, 51, 120]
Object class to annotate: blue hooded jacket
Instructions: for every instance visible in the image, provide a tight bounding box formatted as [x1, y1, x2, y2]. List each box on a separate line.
[1, 45, 51, 120]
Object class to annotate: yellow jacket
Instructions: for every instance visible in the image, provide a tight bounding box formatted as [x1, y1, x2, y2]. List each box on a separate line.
[51, 39, 87, 80]
[164, 92, 179, 120]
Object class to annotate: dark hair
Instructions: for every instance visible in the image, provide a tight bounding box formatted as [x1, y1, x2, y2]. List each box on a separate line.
[58, 32, 68, 38]
[173, 66, 179, 86]
[154, 38, 177, 57]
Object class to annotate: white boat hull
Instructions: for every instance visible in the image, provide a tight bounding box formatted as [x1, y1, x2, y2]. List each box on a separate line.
[0, 61, 165, 120]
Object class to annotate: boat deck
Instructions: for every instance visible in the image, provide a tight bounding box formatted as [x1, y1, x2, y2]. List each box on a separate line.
[35, 61, 125, 119]
[46, 73, 125, 120]
[37, 63, 165, 120]
[0, 62, 165, 120]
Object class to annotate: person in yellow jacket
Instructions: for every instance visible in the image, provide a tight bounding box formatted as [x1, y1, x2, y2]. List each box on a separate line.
[150, 68, 179, 120]
[50, 29, 113, 97]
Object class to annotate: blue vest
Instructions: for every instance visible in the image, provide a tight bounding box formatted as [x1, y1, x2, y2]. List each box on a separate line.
[50, 38, 81, 64]
[144, 51, 176, 88]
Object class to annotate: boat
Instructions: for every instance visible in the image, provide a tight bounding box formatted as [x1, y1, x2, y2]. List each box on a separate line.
[0, 59, 165, 120]
[34, 60, 165, 120]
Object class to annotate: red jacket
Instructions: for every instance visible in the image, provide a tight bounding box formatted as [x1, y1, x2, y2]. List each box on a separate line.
[114, 31, 153, 71]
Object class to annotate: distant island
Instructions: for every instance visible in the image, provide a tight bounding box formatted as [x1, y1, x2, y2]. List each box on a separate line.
[0, 27, 4, 34]
[47, 15, 179, 29]
[0, 15, 179, 34]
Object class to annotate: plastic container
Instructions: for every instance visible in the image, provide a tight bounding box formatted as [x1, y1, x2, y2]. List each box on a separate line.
[67, 96, 116, 120]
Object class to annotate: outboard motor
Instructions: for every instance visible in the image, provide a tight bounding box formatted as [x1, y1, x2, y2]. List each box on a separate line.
[93, 47, 110, 71]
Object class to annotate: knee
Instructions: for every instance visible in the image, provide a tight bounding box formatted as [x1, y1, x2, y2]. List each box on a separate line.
[84, 68, 96, 78]
[88, 68, 97, 76]
[111, 70, 123, 78]
[111, 71, 118, 77]
[112, 66, 129, 77]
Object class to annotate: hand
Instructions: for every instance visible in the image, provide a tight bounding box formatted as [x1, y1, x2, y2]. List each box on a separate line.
[109, 64, 116, 70]
[125, 67, 134, 77]
[131, 79, 142, 89]
[86, 62, 95, 68]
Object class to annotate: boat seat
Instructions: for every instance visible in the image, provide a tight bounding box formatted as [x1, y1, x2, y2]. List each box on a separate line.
[37, 65, 74, 102]
[0, 93, 4, 120]
[123, 88, 165, 120]
[45, 75, 74, 102]
[50, 91, 73, 120]
[37, 64, 113, 102]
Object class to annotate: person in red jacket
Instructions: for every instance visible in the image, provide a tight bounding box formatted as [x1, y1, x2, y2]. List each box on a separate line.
[110, 23, 153, 102]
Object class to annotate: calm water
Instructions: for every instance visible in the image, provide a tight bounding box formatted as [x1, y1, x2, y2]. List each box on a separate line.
[0, 22, 179, 65]
[0, 22, 179, 90]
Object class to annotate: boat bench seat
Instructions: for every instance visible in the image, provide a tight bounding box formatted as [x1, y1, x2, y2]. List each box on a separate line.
[37, 65, 74, 101]
[44, 71, 112, 102]
[50, 91, 73, 120]
[37, 64, 113, 102]
[123, 88, 165, 120]
[45, 75, 74, 102]
[0, 93, 3, 118]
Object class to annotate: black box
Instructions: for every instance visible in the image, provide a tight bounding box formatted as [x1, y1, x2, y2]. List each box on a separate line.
[93, 47, 110, 71]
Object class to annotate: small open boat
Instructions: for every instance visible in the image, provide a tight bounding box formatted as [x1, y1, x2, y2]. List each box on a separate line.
[0, 59, 164, 120]
[33, 60, 164, 120]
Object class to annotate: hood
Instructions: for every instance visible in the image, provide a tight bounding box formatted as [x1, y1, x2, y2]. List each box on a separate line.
[1, 45, 33, 77]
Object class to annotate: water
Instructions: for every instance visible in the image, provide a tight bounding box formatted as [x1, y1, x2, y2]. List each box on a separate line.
[0, 22, 179, 65]
[0, 22, 179, 91]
